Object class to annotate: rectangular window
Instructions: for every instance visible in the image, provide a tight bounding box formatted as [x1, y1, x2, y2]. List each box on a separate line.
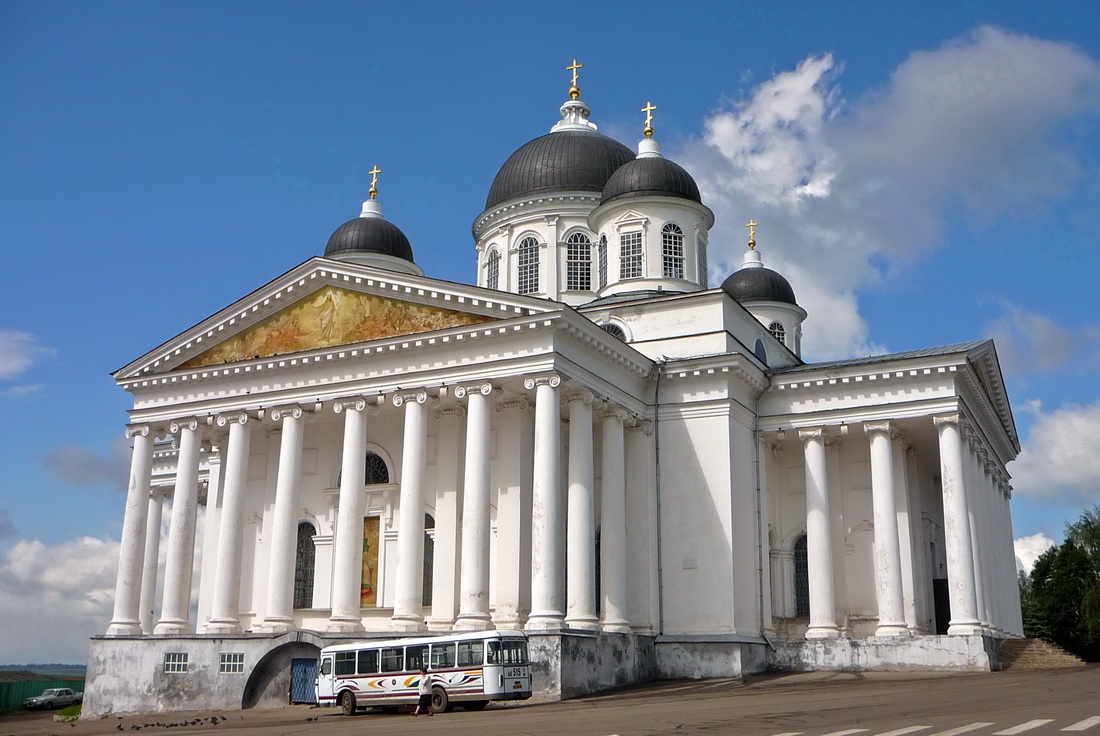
[566, 235, 592, 291]
[486, 639, 528, 665]
[219, 652, 245, 674]
[486, 250, 500, 290]
[662, 228, 684, 279]
[619, 232, 643, 280]
[598, 236, 608, 289]
[357, 649, 378, 675]
[517, 238, 540, 295]
[335, 651, 356, 676]
[380, 647, 404, 673]
[430, 642, 456, 669]
[164, 652, 188, 674]
[456, 640, 484, 667]
[406, 645, 428, 672]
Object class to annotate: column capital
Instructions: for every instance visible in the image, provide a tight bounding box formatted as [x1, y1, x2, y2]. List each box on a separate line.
[125, 423, 154, 440]
[563, 389, 596, 406]
[598, 401, 630, 422]
[215, 411, 252, 428]
[863, 421, 899, 439]
[932, 412, 963, 429]
[798, 427, 825, 443]
[333, 395, 383, 414]
[495, 397, 530, 413]
[392, 390, 429, 407]
[628, 419, 654, 435]
[267, 404, 313, 422]
[453, 382, 494, 399]
[169, 417, 202, 434]
[523, 373, 562, 390]
[435, 406, 467, 420]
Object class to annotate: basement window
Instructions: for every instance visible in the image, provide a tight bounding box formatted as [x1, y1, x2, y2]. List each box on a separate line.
[164, 652, 189, 674]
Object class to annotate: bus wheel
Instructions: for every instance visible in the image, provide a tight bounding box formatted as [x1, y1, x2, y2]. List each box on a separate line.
[464, 700, 489, 711]
[430, 685, 449, 714]
[340, 690, 357, 716]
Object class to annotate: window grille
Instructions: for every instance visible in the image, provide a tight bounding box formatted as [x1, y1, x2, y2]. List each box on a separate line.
[602, 323, 626, 341]
[219, 653, 244, 674]
[486, 249, 500, 290]
[598, 235, 608, 289]
[620, 232, 642, 279]
[517, 236, 539, 294]
[769, 321, 786, 345]
[662, 223, 684, 279]
[365, 451, 389, 484]
[793, 534, 809, 617]
[293, 522, 316, 609]
[566, 232, 592, 291]
[164, 652, 188, 674]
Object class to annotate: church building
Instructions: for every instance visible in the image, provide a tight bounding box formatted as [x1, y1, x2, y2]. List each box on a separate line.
[85, 65, 1022, 716]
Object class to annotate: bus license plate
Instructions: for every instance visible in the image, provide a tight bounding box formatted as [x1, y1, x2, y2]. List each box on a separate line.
[506, 667, 527, 678]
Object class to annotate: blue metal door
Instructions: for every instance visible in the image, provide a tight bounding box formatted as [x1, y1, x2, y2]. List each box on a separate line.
[290, 658, 317, 704]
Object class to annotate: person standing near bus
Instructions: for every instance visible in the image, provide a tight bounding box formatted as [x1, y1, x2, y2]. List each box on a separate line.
[413, 668, 434, 716]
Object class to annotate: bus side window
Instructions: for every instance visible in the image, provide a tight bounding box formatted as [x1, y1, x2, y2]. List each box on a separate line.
[487, 640, 501, 665]
[380, 647, 404, 673]
[431, 643, 455, 669]
[320, 658, 332, 675]
[457, 641, 483, 667]
[357, 649, 378, 674]
[335, 651, 356, 676]
[406, 645, 428, 671]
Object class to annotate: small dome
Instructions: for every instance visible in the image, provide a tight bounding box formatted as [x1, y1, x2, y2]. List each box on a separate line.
[485, 130, 635, 209]
[601, 156, 701, 205]
[324, 216, 415, 263]
[722, 267, 797, 305]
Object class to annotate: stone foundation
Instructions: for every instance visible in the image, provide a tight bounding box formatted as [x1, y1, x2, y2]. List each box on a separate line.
[768, 634, 998, 672]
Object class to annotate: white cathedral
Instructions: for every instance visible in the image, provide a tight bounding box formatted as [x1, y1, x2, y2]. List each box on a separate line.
[85, 67, 1023, 715]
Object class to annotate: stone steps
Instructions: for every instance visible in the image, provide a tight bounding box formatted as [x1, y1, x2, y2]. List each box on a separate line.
[998, 637, 1086, 670]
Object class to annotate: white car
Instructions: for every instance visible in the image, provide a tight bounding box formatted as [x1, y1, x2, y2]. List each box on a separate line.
[24, 687, 83, 710]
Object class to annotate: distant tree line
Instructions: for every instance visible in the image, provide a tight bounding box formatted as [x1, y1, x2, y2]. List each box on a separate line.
[1020, 504, 1100, 661]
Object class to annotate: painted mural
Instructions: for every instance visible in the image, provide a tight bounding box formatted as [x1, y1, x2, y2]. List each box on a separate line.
[181, 285, 495, 369]
[361, 516, 380, 608]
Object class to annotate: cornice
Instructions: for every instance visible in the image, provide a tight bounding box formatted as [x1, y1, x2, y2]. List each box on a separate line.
[661, 355, 767, 393]
[771, 363, 958, 393]
[473, 193, 602, 241]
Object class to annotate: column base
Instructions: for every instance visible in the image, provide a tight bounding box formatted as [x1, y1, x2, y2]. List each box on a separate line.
[805, 625, 840, 639]
[205, 619, 243, 635]
[154, 619, 191, 636]
[874, 623, 911, 637]
[947, 621, 984, 636]
[257, 618, 295, 634]
[453, 613, 494, 631]
[325, 618, 365, 634]
[106, 620, 143, 637]
[564, 615, 599, 631]
[390, 615, 426, 633]
[599, 620, 632, 634]
[525, 614, 566, 632]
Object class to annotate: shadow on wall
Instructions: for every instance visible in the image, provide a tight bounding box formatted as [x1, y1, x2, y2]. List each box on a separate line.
[242, 641, 320, 709]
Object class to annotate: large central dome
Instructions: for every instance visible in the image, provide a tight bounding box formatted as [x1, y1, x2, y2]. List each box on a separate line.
[485, 129, 634, 210]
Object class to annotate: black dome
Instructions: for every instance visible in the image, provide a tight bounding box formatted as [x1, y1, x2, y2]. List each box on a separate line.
[721, 267, 797, 305]
[485, 130, 634, 209]
[324, 216, 415, 263]
[601, 156, 702, 205]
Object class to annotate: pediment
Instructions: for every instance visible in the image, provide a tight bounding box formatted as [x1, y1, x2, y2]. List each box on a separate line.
[115, 257, 556, 379]
[612, 209, 649, 226]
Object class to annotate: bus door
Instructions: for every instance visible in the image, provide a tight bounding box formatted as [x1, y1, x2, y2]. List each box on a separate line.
[316, 655, 334, 703]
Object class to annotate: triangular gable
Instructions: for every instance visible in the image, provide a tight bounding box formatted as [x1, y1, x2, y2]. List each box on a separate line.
[180, 285, 494, 369]
[612, 209, 649, 226]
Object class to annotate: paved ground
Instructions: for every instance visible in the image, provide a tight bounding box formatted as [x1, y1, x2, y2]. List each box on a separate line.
[5, 666, 1100, 736]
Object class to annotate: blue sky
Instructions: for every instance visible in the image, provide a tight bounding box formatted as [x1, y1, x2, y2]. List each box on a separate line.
[2, 1, 1099, 662]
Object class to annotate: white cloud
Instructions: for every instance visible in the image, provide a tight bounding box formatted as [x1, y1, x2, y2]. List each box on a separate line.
[684, 26, 1100, 360]
[986, 302, 1079, 375]
[1015, 532, 1056, 575]
[1009, 401, 1100, 503]
[0, 537, 120, 663]
[0, 329, 53, 380]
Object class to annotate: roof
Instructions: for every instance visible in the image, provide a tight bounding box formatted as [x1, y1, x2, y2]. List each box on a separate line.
[721, 266, 798, 305]
[601, 156, 702, 205]
[770, 341, 989, 375]
[324, 216, 415, 263]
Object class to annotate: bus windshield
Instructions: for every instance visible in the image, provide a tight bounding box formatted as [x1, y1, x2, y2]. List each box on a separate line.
[487, 638, 528, 665]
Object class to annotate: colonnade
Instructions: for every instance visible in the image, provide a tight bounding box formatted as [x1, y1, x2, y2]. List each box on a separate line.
[791, 413, 1019, 640]
[106, 373, 646, 638]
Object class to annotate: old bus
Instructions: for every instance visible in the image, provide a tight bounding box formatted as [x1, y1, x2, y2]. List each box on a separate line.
[316, 630, 532, 714]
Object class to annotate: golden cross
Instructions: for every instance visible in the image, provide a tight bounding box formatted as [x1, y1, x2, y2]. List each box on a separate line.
[642, 101, 657, 138]
[745, 219, 758, 247]
[368, 165, 382, 200]
[567, 59, 583, 87]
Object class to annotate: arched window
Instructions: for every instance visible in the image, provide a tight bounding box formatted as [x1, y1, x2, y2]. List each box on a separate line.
[793, 534, 809, 617]
[602, 323, 626, 341]
[662, 223, 684, 279]
[423, 514, 435, 606]
[293, 522, 316, 609]
[486, 249, 500, 290]
[769, 321, 786, 345]
[619, 232, 642, 279]
[598, 235, 608, 289]
[365, 451, 389, 484]
[566, 232, 592, 291]
[517, 236, 539, 295]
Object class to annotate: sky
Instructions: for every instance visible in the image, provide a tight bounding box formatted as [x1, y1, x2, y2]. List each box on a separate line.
[1, 0, 1099, 664]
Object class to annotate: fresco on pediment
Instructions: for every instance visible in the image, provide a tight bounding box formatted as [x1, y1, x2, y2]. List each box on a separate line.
[181, 285, 495, 369]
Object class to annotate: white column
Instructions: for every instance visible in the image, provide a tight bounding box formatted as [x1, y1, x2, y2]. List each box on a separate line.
[455, 383, 494, 630]
[894, 443, 921, 632]
[800, 428, 838, 639]
[825, 439, 849, 632]
[756, 434, 775, 637]
[565, 390, 597, 630]
[625, 420, 658, 634]
[206, 413, 253, 634]
[965, 433, 990, 631]
[526, 374, 565, 631]
[599, 404, 630, 633]
[428, 406, 463, 630]
[934, 413, 982, 635]
[392, 390, 429, 632]
[260, 405, 308, 633]
[491, 397, 533, 629]
[139, 487, 168, 634]
[107, 424, 156, 636]
[155, 418, 203, 635]
[865, 422, 908, 636]
[328, 398, 371, 633]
